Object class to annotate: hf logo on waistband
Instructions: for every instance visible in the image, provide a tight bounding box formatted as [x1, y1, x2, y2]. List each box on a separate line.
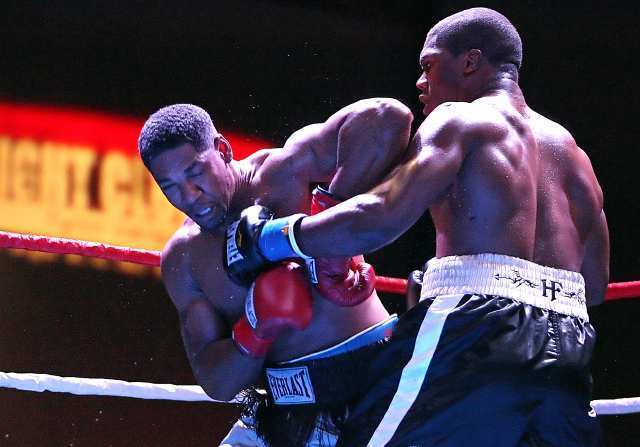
[266, 366, 316, 405]
[494, 269, 585, 303]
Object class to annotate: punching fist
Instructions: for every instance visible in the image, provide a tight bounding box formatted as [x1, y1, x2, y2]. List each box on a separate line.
[224, 205, 273, 286]
[224, 205, 310, 287]
[232, 262, 313, 357]
[310, 186, 376, 306]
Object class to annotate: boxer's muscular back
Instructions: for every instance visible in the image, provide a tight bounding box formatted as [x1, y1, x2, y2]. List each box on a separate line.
[528, 110, 603, 272]
[431, 98, 604, 296]
[430, 99, 539, 259]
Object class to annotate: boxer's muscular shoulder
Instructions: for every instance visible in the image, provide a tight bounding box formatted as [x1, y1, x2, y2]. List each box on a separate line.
[532, 114, 601, 197]
[531, 114, 603, 224]
[420, 102, 508, 150]
[531, 112, 574, 147]
[162, 220, 200, 269]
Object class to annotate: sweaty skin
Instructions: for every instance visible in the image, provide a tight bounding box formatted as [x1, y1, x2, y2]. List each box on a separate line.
[296, 39, 609, 307]
[149, 98, 412, 401]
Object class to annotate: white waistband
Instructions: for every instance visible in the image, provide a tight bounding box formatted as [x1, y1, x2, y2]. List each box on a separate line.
[420, 254, 588, 321]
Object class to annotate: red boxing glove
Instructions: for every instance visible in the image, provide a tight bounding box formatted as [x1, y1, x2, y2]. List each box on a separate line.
[315, 255, 376, 307]
[310, 186, 342, 214]
[310, 186, 376, 306]
[232, 262, 313, 357]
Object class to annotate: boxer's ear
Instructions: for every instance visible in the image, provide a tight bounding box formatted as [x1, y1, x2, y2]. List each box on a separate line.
[216, 135, 233, 163]
[463, 49, 482, 74]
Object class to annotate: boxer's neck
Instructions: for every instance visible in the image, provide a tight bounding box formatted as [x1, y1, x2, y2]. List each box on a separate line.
[227, 159, 260, 213]
[475, 76, 527, 113]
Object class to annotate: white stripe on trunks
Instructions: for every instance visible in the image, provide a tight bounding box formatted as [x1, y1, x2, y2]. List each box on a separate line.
[367, 294, 465, 447]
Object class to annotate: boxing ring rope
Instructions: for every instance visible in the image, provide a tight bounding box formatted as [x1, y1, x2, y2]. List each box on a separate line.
[0, 371, 634, 416]
[1, 230, 638, 300]
[1, 229, 639, 416]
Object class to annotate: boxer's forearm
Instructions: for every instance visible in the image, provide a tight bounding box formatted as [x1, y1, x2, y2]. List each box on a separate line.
[296, 134, 461, 257]
[191, 338, 264, 402]
[297, 192, 408, 257]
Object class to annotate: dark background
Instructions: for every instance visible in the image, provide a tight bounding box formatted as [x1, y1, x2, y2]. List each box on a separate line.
[1, 1, 639, 445]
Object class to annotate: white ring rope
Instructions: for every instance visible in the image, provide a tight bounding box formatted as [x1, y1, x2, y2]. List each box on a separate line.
[0, 371, 260, 404]
[0, 371, 636, 416]
[590, 397, 640, 415]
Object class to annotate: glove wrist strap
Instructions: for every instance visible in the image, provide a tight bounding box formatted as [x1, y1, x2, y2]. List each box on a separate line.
[259, 214, 311, 261]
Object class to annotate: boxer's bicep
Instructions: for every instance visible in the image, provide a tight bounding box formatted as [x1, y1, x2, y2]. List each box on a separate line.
[327, 98, 413, 197]
[280, 123, 334, 182]
[281, 98, 413, 189]
[179, 298, 227, 362]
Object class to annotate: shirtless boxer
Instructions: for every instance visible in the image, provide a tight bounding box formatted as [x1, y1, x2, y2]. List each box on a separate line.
[226, 8, 608, 446]
[137, 99, 412, 445]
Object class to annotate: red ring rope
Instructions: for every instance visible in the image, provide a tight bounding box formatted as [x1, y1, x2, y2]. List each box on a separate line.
[0, 230, 636, 301]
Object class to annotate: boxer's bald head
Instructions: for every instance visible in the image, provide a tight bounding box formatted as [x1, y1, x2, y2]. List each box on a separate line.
[427, 8, 522, 78]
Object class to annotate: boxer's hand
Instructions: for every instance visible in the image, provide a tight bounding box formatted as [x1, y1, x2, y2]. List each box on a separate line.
[224, 205, 273, 286]
[232, 262, 313, 357]
[224, 205, 309, 287]
[310, 186, 375, 306]
[406, 269, 424, 310]
[315, 255, 376, 306]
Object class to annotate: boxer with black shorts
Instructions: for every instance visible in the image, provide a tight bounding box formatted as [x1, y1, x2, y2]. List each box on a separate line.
[226, 8, 608, 446]
[138, 99, 412, 446]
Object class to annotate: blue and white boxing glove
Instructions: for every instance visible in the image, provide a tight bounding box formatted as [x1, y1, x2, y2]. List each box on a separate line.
[224, 204, 312, 287]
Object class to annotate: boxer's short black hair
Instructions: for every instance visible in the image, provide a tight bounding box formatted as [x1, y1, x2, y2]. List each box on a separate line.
[138, 104, 216, 167]
[429, 8, 523, 75]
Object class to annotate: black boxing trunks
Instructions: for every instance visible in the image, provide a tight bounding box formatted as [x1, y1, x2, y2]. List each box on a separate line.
[239, 315, 397, 447]
[336, 254, 601, 447]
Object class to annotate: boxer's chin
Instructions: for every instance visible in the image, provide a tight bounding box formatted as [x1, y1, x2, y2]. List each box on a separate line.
[195, 209, 226, 233]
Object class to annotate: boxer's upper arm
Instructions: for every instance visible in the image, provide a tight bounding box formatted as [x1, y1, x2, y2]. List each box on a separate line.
[581, 210, 610, 306]
[323, 98, 413, 196]
[161, 237, 226, 363]
[570, 147, 609, 306]
[281, 98, 413, 191]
